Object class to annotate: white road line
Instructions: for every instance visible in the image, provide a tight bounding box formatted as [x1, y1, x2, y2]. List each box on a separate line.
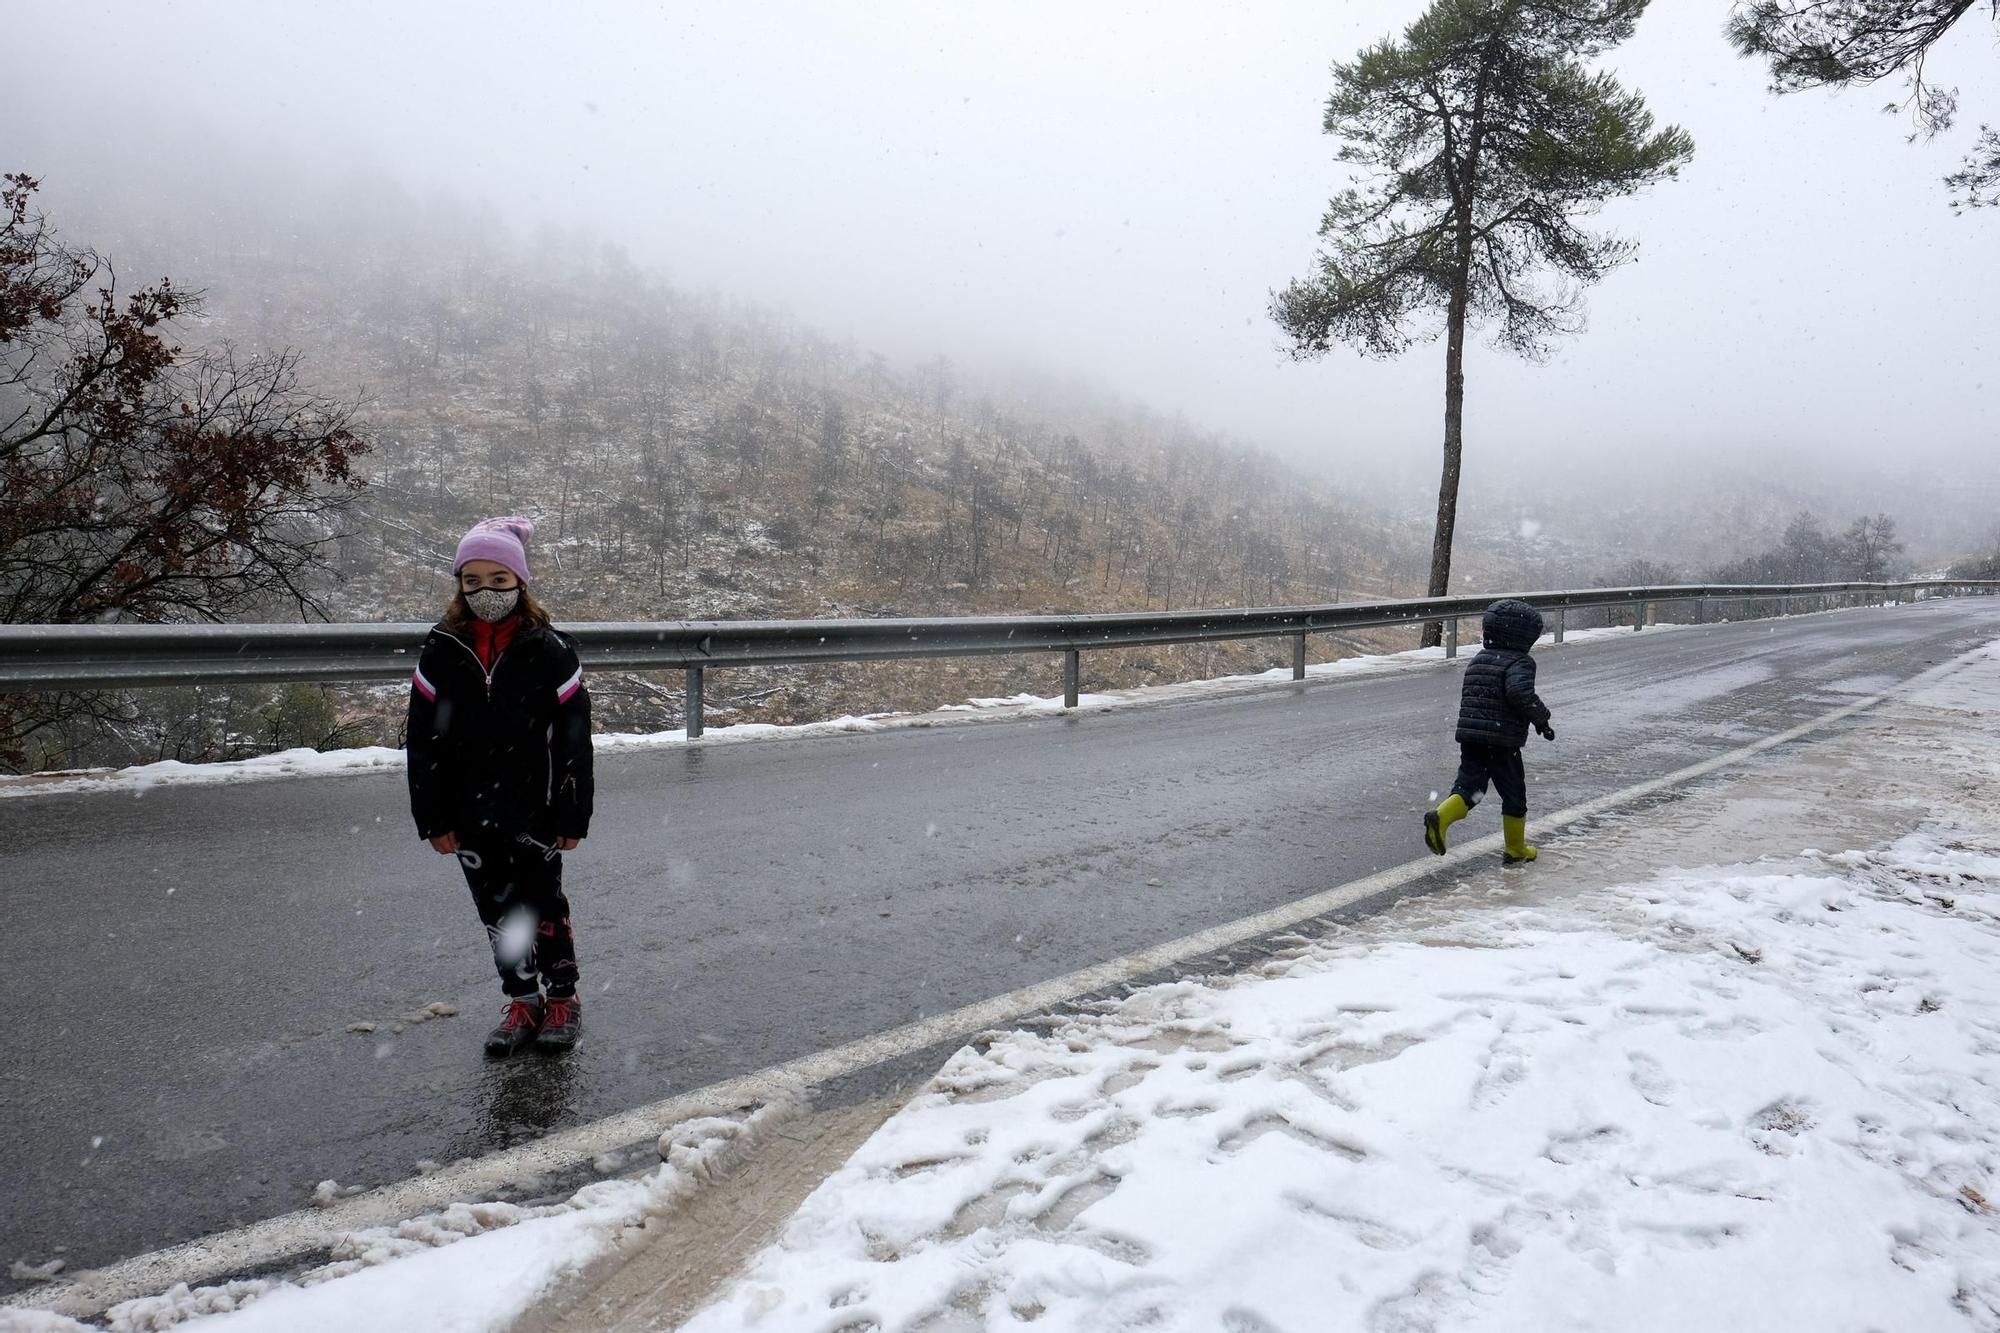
[12, 636, 1996, 1320]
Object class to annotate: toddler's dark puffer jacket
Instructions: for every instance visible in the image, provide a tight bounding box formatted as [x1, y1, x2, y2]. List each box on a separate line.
[1454, 599, 1552, 749]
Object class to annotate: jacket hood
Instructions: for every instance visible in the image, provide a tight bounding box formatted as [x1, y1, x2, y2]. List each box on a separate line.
[1482, 599, 1543, 652]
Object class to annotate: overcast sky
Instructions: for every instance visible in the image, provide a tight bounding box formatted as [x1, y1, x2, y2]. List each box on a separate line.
[8, 1, 1996, 481]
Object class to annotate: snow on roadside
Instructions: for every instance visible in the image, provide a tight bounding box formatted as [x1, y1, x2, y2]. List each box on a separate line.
[0, 624, 1666, 800]
[1, 1107, 786, 1333]
[0, 744, 411, 799]
[673, 826, 2000, 1332]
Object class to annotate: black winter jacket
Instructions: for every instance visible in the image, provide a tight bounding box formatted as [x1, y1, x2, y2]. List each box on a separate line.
[406, 620, 594, 843]
[1454, 599, 1553, 750]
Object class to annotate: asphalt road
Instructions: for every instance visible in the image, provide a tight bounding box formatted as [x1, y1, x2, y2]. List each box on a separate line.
[5, 598, 1998, 1284]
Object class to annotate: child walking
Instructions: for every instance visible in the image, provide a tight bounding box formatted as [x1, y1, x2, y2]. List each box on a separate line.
[1423, 599, 1555, 864]
[407, 517, 595, 1056]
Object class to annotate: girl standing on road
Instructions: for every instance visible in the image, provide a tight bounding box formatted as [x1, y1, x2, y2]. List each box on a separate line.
[406, 516, 595, 1057]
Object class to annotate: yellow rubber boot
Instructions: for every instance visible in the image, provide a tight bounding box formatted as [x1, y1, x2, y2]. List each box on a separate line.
[1503, 815, 1538, 865]
[1424, 794, 1470, 856]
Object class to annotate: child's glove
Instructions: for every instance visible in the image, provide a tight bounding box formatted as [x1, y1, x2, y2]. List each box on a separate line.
[1537, 721, 1556, 741]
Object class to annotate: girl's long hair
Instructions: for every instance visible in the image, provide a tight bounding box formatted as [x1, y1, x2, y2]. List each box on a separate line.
[444, 584, 553, 637]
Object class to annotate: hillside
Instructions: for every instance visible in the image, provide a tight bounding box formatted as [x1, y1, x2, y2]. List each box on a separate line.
[64, 181, 1530, 746]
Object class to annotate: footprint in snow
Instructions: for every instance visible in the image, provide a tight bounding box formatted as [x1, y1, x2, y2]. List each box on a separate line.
[1220, 1113, 1368, 1162]
[1287, 1194, 1419, 1250]
[1543, 1124, 1631, 1166]
[1748, 1100, 1816, 1156]
[1626, 1050, 1679, 1106]
[1469, 1046, 1529, 1109]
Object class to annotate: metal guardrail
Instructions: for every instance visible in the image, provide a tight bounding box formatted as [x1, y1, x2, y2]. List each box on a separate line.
[1, 581, 1994, 737]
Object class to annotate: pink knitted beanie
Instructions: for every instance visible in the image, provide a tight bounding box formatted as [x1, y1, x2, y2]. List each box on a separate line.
[453, 516, 534, 584]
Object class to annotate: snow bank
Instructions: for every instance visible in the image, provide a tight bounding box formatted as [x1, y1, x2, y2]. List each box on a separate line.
[1, 1103, 786, 1333]
[0, 746, 409, 800]
[0, 624, 1661, 800]
[676, 824, 2000, 1332]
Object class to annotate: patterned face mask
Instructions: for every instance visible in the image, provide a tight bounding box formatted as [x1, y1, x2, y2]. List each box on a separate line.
[465, 587, 520, 622]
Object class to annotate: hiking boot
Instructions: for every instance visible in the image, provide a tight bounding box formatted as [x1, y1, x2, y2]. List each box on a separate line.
[484, 995, 544, 1057]
[536, 993, 582, 1051]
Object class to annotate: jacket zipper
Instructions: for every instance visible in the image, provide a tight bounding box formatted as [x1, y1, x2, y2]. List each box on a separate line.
[485, 648, 509, 696]
[439, 628, 553, 812]
[441, 631, 508, 697]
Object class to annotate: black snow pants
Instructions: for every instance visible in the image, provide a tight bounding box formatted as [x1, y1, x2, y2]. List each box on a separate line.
[455, 833, 580, 999]
[1451, 742, 1528, 819]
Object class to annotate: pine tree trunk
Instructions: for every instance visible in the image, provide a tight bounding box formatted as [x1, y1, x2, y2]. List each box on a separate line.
[1422, 271, 1470, 648]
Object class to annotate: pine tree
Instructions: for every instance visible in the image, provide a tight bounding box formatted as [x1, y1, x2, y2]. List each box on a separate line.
[1272, 0, 1691, 642]
[1728, 0, 1999, 209]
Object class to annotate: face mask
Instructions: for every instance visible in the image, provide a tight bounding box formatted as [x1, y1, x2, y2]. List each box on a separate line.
[465, 587, 520, 622]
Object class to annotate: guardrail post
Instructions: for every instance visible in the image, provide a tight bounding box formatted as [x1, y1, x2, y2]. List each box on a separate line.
[685, 666, 705, 739]
[1554, 608, 1565, 644]
[1633, 600, 1643, 631]
[1445, 618, 1458, 658]
[1695, 596, 1708, 624]
[1063, 649, 1080, 709]
[1292, 633, 1307, 681]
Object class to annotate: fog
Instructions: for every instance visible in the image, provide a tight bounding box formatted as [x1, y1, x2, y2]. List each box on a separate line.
[6, 0, 1995, 492]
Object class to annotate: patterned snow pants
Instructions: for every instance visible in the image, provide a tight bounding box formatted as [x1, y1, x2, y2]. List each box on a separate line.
[455, 832, 581, 999]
